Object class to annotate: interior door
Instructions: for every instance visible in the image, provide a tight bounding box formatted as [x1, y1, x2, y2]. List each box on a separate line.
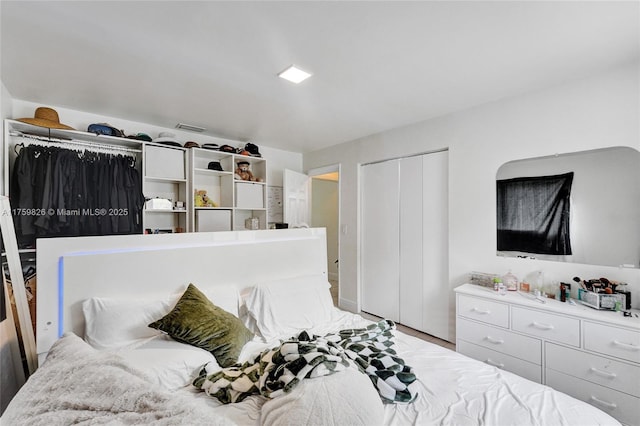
[283, 169, 311, 228]
[361, 160, 400, 321]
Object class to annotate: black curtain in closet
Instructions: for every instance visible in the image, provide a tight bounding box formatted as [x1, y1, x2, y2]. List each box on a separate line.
[10, 144, 145, 248]
[496, 172, 574, 256]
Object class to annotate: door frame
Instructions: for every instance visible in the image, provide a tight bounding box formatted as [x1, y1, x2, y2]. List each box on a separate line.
[307, 164, 341, 301]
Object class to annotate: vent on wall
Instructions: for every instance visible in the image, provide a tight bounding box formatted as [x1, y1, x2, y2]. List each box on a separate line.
[175, 123, 206, 133]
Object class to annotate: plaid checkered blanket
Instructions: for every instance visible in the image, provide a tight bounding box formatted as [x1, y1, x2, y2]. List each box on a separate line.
[193, 320, 418, 404]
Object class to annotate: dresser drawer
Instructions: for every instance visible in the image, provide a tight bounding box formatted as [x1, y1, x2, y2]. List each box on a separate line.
[457, 317, 541, 364]
[546, 342, 640, 397]
[584, 322, 640, 364]
[457, 294, 509, 328]
[511, 306, 580, 347]
[457, 340, 541, 383]
[546, 369, 639, 426]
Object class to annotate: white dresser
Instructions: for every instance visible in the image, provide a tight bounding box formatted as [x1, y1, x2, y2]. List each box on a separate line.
[455, 284, 640, 425]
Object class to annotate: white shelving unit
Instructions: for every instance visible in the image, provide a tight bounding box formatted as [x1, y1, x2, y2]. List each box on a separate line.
[142, 143, 189, 233]
[3, 119, 268, 235]
[188, 148, 267, 232]
[233, 154, 267, 231]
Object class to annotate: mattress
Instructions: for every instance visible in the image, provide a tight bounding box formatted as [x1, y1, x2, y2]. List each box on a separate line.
[172, 311, 618, 426]
[5, 308, 619, 425]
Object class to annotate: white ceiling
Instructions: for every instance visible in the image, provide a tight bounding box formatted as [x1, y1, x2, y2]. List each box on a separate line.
[1, 1, 638, 153]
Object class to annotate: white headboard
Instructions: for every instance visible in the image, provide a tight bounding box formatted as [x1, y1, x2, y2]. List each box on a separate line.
[36, 228, 327, 355]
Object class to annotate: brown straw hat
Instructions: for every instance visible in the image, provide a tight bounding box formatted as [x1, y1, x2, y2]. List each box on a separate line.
[17, 107, 75, 130]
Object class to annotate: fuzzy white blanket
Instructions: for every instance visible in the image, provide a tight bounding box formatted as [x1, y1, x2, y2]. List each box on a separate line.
[3, 333, 235, 426]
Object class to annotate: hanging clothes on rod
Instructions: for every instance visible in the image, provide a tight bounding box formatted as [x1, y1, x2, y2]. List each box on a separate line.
[10, 142, 145, 248]
[10, 130, 141, 155]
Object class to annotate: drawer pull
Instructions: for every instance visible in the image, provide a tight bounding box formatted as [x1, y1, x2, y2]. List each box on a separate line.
[589, 367, 617, 379]
[531, 321, 554, 330]
[485, 358, 504, 368]
[612, 340, 640, 351]
[589, 396, 617, 410]
[472, 307, 491, 315]
[484, 336, 504, 344]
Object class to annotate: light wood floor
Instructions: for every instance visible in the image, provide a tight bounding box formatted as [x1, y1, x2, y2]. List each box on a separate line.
[329, 280, 455, 351]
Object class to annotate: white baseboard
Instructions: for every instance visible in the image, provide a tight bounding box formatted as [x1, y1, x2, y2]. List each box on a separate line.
[338, 297, 357, 313]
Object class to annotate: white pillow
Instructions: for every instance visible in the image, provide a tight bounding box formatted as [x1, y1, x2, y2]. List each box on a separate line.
[83, 284, 241, 350]
[200, 284, 241, 317]
[83, 297, 172, 350]
[244, 275, 335, 341]
[117, 335, 220, 391]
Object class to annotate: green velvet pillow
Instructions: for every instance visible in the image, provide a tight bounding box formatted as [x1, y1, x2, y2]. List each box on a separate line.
[149, 283, 253, 367]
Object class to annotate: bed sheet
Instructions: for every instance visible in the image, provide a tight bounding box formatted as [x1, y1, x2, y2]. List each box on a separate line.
[173, 309, 619, 426]
[387, 331, 618, 425]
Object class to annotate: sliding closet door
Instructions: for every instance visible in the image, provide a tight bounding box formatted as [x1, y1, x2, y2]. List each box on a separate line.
[361, 160, 400, 321]
[421, 150, 449, 339]
[399, 156, 423, 330]
[361, 151, 448, 333]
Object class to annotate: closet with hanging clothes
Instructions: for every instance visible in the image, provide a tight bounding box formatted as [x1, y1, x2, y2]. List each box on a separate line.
[5, 124, 145, 248]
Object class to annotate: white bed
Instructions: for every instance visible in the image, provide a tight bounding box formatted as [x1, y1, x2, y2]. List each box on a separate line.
[3, 229, 620, 425]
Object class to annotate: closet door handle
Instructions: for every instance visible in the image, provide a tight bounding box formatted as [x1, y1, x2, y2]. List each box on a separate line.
[589, 367, 617, 379]
[612, 340, 639, 351]
[589, 396, 617, 410]
[472, 307, 491, 315]
[484, 336, 504, 344]
[531, 321, 554, 330]
[485, 358, 504, 368]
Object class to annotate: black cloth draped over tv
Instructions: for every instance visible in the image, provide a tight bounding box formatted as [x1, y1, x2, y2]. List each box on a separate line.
[497, 172, 574, 256]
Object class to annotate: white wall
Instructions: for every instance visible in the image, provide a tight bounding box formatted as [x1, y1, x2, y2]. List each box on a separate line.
[1, 81, 13, 195]
[1, 82, 12, 119]
[304, 62, 640, 341]
[9, 99, 303, 186]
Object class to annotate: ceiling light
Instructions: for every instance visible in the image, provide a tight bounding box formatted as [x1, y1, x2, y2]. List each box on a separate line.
[278, 65, 312, 84]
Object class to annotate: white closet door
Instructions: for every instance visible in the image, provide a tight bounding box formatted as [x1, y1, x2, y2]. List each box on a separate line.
[399, 156, 423, 330]
[361, 160, 400, 321]
[421, 150, 449, 339]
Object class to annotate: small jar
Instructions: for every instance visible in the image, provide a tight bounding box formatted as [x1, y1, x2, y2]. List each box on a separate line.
[493, 277, 502, 291]
[502, 270, 518, 291]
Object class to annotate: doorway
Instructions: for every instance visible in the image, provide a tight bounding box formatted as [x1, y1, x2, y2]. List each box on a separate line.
[309, 166, 340, 307]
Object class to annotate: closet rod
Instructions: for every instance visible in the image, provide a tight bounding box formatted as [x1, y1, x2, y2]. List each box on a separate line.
[9, 130, 142, 154]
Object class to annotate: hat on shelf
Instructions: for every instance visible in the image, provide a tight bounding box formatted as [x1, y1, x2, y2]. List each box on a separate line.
[207, 161, 223, 171]
[16, 107, 75, 130]
[184, 141, 200, 149]
[245, 142, 261, 157]
[153, 132, 182, 147]
[127, 133, 152, 142]
[219, 144, 236, 153]
[201, 143, 219, 150]
[87, 123, 125, 138]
